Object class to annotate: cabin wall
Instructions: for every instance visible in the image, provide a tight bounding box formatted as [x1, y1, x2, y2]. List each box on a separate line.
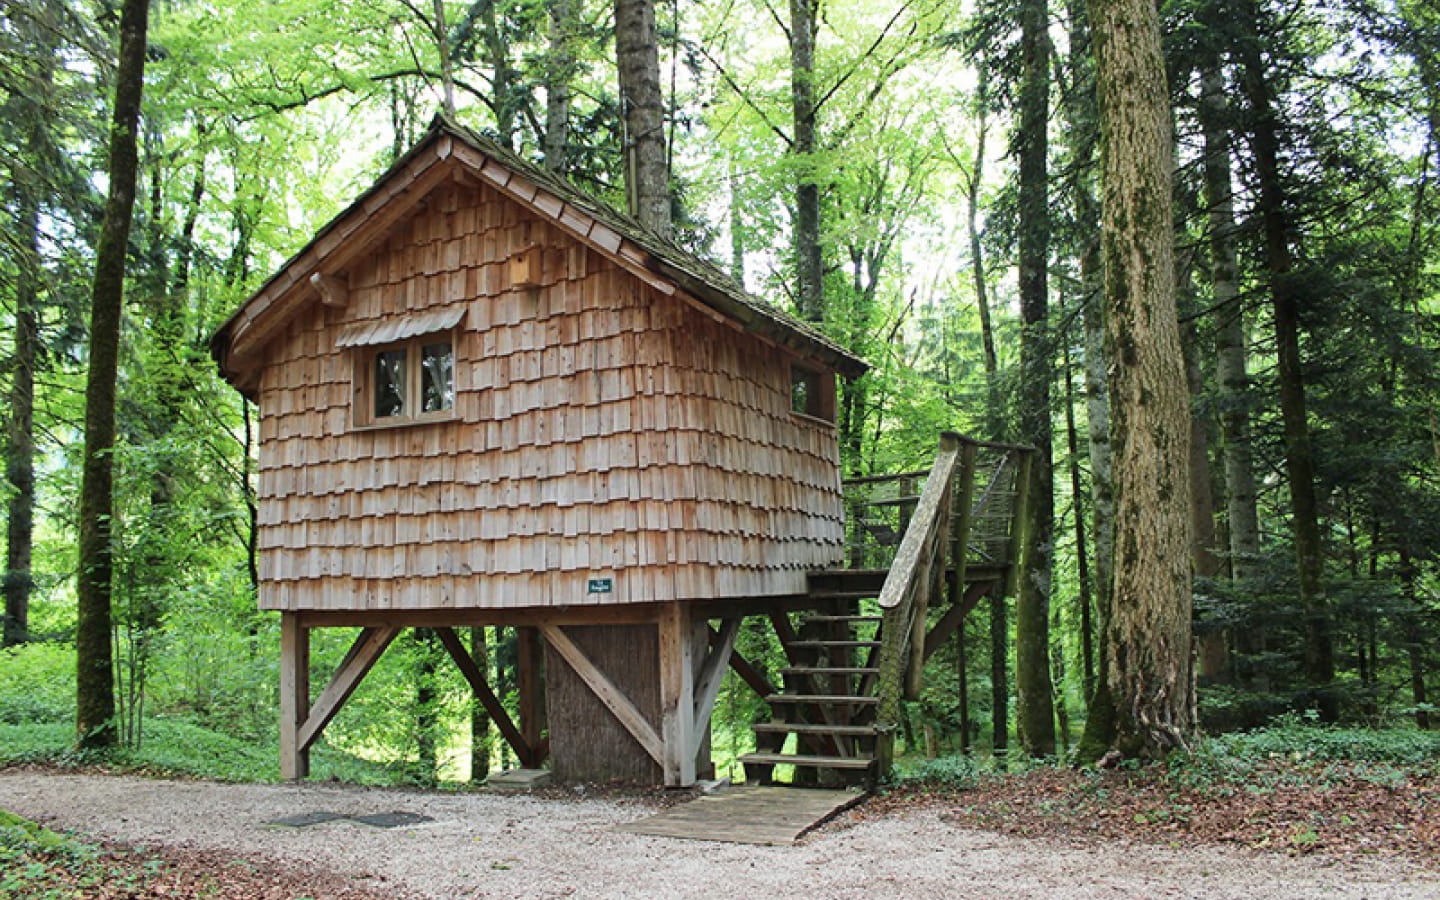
[254, 177, 844, 612]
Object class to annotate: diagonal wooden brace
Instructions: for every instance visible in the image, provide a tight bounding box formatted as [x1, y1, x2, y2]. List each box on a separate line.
[435, 627, 546, 769]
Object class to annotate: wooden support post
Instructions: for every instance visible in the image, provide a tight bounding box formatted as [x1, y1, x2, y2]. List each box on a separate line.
[516, 626, 545, 757]
[279, 612, 309, 781]
[658, 604, 697, 787]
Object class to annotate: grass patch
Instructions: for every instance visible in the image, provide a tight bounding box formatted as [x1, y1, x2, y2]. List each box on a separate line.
[0, 719, 406, 786]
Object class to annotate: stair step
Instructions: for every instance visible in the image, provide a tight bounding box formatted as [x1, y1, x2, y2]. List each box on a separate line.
[752, 722, 880, 737]
[790, 640, 882, 649]
[781, 666, 880, 676]
[799, 615, 883, 624]
[739, 752, 876, 771]
[805, 590, 879, 601]
[764, 693, 880, 705]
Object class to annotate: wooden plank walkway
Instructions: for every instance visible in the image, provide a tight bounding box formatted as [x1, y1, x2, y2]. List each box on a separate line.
[613, 786, 864, 846]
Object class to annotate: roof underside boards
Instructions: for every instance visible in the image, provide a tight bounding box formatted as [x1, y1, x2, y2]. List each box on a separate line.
[212, 116, 867, 395]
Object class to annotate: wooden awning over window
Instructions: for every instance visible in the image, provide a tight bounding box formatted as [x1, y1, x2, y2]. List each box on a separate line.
[335, 305, 467, 349]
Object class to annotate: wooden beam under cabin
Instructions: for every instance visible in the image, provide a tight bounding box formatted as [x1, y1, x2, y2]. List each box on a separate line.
[435, 627, 544, 769]
[538, 623, 665, 767]
[657, 604, 697, 787]
[690, 617, 739, 760]
[710, 625, 777, 699]
[296, 626, 400, 751]
[279, 612, 310, 780]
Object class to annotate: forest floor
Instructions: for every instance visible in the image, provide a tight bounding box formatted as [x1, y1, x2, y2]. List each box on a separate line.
[0, 763, 1436, 899]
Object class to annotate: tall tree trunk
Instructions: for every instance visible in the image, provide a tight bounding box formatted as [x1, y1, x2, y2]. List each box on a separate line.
[3, 5, 58, 649]
[615, 0, 669, 235]
[790, 0, 823, 322]
[543, 0, 577, 171]
[479, 0, 519, 146]
[1084, 0, 1196, 758]
[1199, 64, 1260, 581]
[77, 0, 151, 751]
[1064, 340, 1095, 700]
[1015, 0, 1057, 758]
[1236, 0, 1335, 719]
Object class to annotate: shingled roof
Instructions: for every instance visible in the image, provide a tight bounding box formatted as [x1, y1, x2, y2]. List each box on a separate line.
[211, 114, 867, 393]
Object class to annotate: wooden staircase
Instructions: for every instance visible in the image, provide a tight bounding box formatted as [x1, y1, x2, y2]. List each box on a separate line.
[739, 432, 1032, 786]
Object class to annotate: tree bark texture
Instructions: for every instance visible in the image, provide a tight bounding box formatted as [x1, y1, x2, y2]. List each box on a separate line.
[1236, 0, 1336, 718]
[1200, 64, 1261, 581]
[1087, 0, 1196, 757]
[615, 0, 669, 236]
[543, 0, 578, 171]
[3, 6, 58, 648]
[1015, 0, 1057, 758]
[77, 0, 151, 750]
[790, 0, 824, 322]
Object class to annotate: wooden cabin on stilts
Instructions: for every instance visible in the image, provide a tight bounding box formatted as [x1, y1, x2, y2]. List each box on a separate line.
[212, 115, 1031, 788]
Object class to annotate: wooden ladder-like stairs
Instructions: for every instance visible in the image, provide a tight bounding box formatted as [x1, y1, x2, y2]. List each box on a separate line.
[740, 579, 887, 783]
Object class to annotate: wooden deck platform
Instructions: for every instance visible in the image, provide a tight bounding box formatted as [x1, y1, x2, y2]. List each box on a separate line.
[613, 786, 863, 846]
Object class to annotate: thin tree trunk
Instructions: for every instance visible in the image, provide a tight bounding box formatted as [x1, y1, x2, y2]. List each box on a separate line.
[1084, 0, 1196, 758]
[1200, 64, 1260, 581]
[77, 0, 151, 751]
[615, 0, 669, 235]
[1236, 0, 1335, 720]
[790, 0, 823, 322]
[543, 0, 577, 171]
[1064, 340, 1095, 700]
[1015, 0, 1057, 758]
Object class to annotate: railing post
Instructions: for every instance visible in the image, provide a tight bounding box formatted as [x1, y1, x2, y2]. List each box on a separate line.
[1003, 449, 1036, 599]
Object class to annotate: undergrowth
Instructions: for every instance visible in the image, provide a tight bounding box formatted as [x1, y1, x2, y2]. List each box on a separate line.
[0, 719, 403, 786]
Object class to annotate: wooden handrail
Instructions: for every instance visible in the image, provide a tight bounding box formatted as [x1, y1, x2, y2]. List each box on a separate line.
[877, 432, 964, 610]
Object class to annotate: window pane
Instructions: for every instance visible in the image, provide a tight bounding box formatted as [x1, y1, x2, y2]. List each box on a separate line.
[421, 341, 454, 412]
[375, 349, 406, 418]
[791, 368, 818, 416]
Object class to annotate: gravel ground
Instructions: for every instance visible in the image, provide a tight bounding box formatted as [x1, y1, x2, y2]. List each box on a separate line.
[2, 772, 1436, 899]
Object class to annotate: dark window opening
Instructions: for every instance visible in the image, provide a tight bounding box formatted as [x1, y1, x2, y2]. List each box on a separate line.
[790, 364, 833, 421]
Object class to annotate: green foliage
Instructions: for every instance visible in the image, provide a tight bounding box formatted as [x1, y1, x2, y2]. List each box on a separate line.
[899, 753, 980, 789]
[0, 643, 73, 725]
[0, 809, 111, 900]
[0, 718, 401, 785]
[1169, 718, 1440, 793]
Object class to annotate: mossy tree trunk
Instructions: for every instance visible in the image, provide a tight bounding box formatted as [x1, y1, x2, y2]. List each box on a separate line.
[1082, 0, 1196, 759]
[77, 0, 151, 751]
[1015, 0, 1056, 758]
[615, 0, 669, 236]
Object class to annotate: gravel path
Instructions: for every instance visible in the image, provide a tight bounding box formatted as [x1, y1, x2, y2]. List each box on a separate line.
[2, 773, 1435, 899]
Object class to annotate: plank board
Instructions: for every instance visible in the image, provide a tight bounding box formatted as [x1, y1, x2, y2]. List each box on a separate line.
[612, 786, 862, 846]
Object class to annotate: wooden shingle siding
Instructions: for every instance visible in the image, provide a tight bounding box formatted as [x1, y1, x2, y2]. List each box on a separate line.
[253, 178, 844, 612]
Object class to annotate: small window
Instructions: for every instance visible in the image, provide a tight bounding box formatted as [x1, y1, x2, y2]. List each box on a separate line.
[790, 364, 835, 422]
[356, 334, 455, 427]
